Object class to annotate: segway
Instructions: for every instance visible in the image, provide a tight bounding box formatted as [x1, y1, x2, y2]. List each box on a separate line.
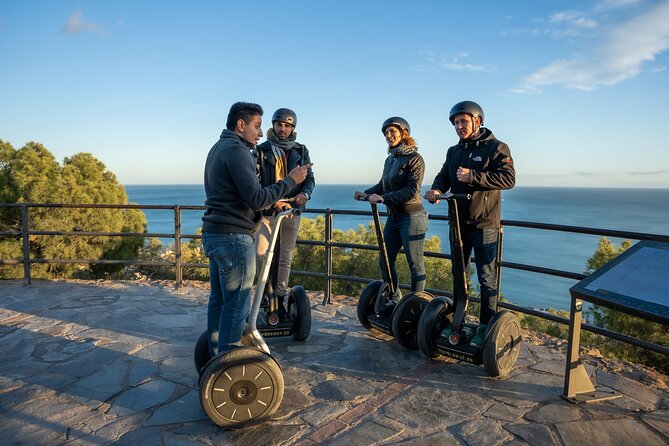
[194, 201, 312, 368]
[193, 208, 301, 428]
[255, 201, 311, 341]
[417, 193, 521, 377]
[355, 195, 433, 350]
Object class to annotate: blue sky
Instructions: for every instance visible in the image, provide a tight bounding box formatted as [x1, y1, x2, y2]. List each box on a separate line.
[1, 0, 669, 188]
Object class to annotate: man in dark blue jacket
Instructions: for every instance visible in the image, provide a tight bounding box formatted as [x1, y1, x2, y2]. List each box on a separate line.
[426, 101, 515, 347]
[202, 101, 311, 355]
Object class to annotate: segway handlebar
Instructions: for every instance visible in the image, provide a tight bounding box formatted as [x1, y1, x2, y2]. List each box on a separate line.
[277, 207, 301, 217]
[436, 192, 471, 201]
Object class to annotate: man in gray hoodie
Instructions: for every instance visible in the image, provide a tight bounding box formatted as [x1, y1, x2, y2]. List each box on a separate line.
[202, 101, 311, 355]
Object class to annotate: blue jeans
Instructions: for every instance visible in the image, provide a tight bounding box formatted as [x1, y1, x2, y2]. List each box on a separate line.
[202, 232, 255, 355]
[383, 211, 428, 293]
[452, 227, 499, 325]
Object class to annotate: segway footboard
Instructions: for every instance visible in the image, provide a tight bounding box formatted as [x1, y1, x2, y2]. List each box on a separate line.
[435, 337, 484, 365]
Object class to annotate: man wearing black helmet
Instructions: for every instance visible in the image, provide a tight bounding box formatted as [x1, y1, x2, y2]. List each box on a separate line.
[426, 101, 515, 347]
[255, 108, 315, 319]
[354, 117, 428, 297]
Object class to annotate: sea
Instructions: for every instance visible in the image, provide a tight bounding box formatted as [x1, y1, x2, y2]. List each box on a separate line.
[125, 185, 669, 312]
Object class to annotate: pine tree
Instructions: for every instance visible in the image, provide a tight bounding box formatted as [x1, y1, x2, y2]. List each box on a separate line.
[0, 139, 146, 279]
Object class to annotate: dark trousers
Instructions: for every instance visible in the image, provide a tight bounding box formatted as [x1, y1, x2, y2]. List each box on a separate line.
[451, 227, 499, 324]
[382, 211, 429, 293]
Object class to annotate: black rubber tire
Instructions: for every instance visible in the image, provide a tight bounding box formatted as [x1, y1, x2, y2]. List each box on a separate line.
[482, 311, 522, 378]
[194, 330, 212, 375]
[417, 296, 453, 359]
[288, 286, 312, 341]
[199, 347, 284, 428]
[357, 280, 384, 329]
[194, 330, 254, 376]
[391, 291, 434, 350]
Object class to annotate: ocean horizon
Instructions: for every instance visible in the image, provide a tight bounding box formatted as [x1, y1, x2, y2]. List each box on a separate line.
[125, 184, 669, 312]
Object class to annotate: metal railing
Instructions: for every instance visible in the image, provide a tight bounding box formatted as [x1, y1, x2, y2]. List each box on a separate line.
[1, 202, 668, 355]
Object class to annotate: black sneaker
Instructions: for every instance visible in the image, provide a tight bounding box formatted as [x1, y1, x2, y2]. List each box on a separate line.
[278, 304, 290, 321]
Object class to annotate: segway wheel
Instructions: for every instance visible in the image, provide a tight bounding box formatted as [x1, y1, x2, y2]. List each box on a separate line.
[194, 330, 211, 374]
[417, 296, 454, 359]
[194, 330, 254, 375]
[199, 347, 284, 428]
[357, 280, 384, 329]
[391, 291, 434, 350]
[482, 311, 522, 378]
[288, 285, 312, 341]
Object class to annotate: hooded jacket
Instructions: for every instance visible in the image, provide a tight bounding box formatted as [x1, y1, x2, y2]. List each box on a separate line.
[431, 128, 515, 229]
[365, 143, 425, 216]
[202, 129, 297, 235]
[256, 138, 315, 211]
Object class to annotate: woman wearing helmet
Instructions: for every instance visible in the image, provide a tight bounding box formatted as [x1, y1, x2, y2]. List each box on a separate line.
[354, 117, 429, 296]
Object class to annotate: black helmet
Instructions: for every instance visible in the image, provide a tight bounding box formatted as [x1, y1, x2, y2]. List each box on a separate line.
[272, 108, 297, 127]
[449, 101, 484, 125]
[381, 116, 410, 135]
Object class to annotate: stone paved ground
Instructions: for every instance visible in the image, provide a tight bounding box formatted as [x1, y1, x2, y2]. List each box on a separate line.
[0, 280, 667, 445]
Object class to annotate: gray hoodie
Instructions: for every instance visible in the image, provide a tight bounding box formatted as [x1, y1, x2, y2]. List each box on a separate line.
[202, 129, 297, 235]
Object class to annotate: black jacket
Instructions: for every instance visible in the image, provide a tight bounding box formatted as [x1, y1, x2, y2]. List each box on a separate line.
[431, 128, 515, 229]
[256, 140, 315, 210]
[365, 145, 425, 216]
[202, 130, 297, 235]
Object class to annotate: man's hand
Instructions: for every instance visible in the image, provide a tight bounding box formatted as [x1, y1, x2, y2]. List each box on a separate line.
[367, 193, 384, 204]
[425, 189, 441, 203]
[456, 166, 472, 183]
[294, 192, 308, 206]
[353, 191, 367, 201]
[288, 163, 313, 184]
[275, 201, 292, 212]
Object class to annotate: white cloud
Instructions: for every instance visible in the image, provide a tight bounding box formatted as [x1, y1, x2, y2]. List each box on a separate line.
[62, 10, 104, 36]
[439, 62, 494, 72]
[549, 10, 597, 28]
[517, 1, 669, 92]
[412, 51, 495, 73]
[502, 9, 596, 40]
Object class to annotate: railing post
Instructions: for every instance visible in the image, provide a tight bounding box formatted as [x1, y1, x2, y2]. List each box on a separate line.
[174, 206, 182, 289]
[322, 209, 333, 305]
[20, 204, 31, 286]
[495, 225, 504, 309]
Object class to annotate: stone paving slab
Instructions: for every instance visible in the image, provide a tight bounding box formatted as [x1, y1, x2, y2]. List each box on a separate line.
[0, 280, 667, 445]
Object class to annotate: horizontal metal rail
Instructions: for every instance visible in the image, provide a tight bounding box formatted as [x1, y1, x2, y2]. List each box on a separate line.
[1, 202, 667, 356]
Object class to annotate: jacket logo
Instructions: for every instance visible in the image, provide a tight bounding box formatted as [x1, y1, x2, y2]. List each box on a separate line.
[472, 156, 483, 162]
